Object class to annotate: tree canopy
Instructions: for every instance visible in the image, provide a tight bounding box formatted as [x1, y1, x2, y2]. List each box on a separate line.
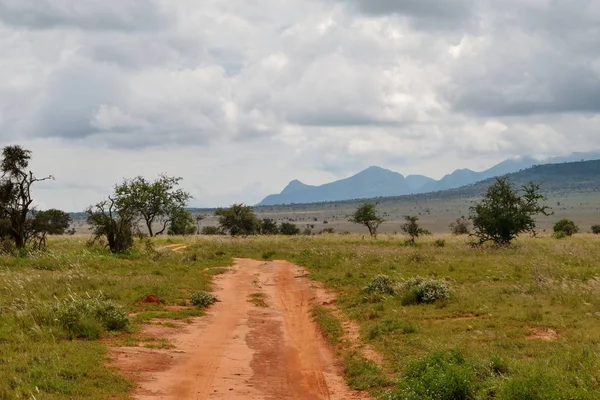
[215, 204, 258, 236]
[470, 178, 552, 246]
[349, 202, 384, 237]
[114, 175, 191, 236]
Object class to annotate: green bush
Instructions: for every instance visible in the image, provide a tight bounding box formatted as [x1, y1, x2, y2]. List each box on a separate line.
[363, 274, 396, 295]
[553, 219, 579, 236]
[398, 276, 450, 305]
[189, 291, 217, 308]
[279, 222, 300, 235]
[591, 224, 600, 234]
[390, 350, 476, 400]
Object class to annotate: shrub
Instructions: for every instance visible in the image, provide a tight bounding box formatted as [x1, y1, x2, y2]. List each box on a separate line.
[389, 350, 476, 400]
[434, 239, 446, 248]
[190, 291, 217, 308]
[401, 216, 430, 244]
[279, 222, 300, 235]
[363, 274, 396, 295]
[553, 219, 579, 236]
[398, 277, 450, 305]
[449, 217, 470, 235]
[592, 225, 600, 234]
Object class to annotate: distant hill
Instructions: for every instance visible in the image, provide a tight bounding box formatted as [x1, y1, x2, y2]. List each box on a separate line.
[256, 159, 600, 212]
[259, 166, 412, 205]
[258, 151, 600, 206]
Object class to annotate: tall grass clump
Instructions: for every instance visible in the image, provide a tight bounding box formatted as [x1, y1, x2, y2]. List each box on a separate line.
[19, 296, 128, 339]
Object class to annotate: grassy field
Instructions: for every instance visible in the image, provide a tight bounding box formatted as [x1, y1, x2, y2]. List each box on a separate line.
[2, 234, 600, 399]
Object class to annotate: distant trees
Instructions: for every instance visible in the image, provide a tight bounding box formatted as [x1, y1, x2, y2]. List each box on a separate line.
[401, 215, 430, 244]
[470, 178, 552, 246]
[258, 218, 279, 235]
[114, 175, 191, 237]
[449, 217, 470, 235]
[279, 222, 300, 236]
[215, 204, 258, 236]
[0, 145, 57, 250]
[349, 202, 384, 238]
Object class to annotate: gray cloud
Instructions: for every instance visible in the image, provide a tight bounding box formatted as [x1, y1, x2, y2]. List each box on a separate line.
[329, 0, 477, 30]
[1, 0, 600, 209]
[0, 0, 170, 31]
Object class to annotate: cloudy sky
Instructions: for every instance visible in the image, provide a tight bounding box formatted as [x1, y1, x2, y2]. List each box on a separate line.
[1, 0, 599, 210]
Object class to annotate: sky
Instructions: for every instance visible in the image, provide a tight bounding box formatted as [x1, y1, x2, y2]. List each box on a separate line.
[1, 0, 599, 210]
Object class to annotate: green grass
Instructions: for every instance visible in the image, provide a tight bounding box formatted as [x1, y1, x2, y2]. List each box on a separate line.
[2, 233, 600, 399]
[311, 305, 344, 345]
[248, 292, 268, 308]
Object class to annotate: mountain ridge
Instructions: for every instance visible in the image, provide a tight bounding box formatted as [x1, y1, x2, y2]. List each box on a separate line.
[258, 152, 600, 206]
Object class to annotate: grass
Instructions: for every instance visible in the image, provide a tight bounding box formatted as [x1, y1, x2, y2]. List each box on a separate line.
[2, 233, 600, 399]
[311, 305, 344, 345]
[248, 292, 268, 308]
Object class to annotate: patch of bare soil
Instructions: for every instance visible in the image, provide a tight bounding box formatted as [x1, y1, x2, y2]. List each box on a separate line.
[528, 328, 559, 341]
[109, 259, 372, 399]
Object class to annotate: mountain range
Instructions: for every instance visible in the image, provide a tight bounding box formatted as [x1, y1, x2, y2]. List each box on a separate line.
[258, 152, 600, 206]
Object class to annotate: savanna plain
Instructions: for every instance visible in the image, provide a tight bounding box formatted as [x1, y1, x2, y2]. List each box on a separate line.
[1, 232, 600, 399]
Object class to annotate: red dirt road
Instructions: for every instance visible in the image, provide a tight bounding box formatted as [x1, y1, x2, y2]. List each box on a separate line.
[111, 259, 369, 400]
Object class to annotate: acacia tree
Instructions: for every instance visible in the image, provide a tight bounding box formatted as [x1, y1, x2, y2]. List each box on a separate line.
[401, 215, 430, 244]
[0, 146, 54, 249]
[470, 178, 552, 246]
[114, 175, 191, 236]
[86, 198, 135, 253]
[349, 202, 384, 237]
[215, 204, 258, 236]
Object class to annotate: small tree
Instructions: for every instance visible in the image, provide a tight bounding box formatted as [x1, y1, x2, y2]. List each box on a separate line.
[591, 225, 600, 234]
[470, 178, 552, 246]
[553, 219, 579, 236]
[349, 202, 384, 238]
[401, 215, 430, 244]
[259, 218, 279, 235]
[279, 222, 300, 236]
[215, 204, 258, 236]
[30, 209, 72, 249]
[168, 209, 197, 236]
[86, 198, 135, 254]
[0, 146, 54, 249]
[449, 217, 470, 235]
[114, 175, 191, 237]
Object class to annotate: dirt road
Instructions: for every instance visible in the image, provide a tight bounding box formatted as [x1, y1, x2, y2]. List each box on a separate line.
[111, 259, 368, 400]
